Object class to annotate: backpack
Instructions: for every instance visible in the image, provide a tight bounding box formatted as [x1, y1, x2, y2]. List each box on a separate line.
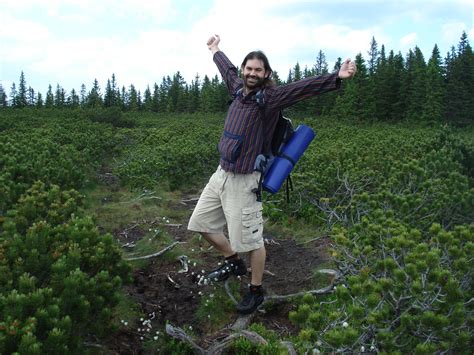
[253, 89, 295, 202]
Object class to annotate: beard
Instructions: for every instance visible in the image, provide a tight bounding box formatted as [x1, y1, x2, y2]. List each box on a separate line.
[244, 75, 265, 90]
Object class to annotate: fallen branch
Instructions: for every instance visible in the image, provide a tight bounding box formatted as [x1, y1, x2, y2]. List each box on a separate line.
[165, 324, 205, 354]
[125, 241, 182, 261]
[166, 324, 268, 355]
[266, 284, 334, 301]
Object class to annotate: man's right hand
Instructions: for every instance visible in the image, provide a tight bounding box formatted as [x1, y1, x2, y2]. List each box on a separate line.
[207, 34, 220, 55]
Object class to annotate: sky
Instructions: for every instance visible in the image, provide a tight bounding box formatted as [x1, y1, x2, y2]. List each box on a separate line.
[1, 0, 473, 96]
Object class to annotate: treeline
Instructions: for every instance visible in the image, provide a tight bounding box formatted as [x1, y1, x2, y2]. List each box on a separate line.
[1, 32, 473, 123]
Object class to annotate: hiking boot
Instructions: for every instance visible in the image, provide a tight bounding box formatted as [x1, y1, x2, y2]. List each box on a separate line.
[207, 258, 247, 282]
[236, 286, 265, 314]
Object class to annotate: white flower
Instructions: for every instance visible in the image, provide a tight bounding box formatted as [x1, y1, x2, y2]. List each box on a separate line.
[342, 322, 348, 328]
[370, 345, 375, 351]
[360, 346, 365, 352]
[188, 326, 193, 330]
[124, 321, 128, 326]
[153, 336, 158, 340]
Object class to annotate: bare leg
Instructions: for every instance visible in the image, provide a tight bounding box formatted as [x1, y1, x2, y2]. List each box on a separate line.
[201, 232, 235, 257]
[249, 245, 266, 285]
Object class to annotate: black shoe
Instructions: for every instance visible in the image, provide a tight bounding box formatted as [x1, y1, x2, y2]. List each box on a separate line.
[236, 287, 265, 314]
[207, 258, 247, 282]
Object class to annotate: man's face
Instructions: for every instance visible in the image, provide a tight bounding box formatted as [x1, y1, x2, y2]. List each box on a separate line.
[242, 58, 268, 90]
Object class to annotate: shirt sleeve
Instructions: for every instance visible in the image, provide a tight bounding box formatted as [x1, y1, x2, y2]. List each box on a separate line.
[213, 51, 243, 96]
[265, 72, 341, 111]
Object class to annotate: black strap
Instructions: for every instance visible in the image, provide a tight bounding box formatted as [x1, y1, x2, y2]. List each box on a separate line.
[285, 175, 293, 203]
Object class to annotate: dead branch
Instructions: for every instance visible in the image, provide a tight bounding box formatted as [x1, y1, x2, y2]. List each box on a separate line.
[120, 191, 162, 204]
[166, 323, 268, 355]
[124, 241, 183, 261]
[266, 284, 334, 301]
[165, 324, 205, 354]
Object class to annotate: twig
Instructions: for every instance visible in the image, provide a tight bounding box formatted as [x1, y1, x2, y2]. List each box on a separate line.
[125, 241, 182, 261]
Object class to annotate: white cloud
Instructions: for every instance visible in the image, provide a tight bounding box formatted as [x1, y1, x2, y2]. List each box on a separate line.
[400, 32, 418, 47]
[442, 22, 473, 47]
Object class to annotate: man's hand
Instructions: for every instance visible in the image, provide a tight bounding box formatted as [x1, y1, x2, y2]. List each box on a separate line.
[338, 59, 357, 79]
[207, 34, 220, 55]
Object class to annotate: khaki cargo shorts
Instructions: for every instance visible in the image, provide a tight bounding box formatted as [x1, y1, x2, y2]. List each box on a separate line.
[187, 166, 264, 252]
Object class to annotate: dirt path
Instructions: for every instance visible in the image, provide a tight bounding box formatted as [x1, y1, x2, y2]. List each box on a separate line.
[105, 196, 332, 353]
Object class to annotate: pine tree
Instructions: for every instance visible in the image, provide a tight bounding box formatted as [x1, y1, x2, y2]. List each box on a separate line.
[104, 74, 119, 107]
[45, 84, 54, 108]
[384, 51, 405, 120]
[17, 71, 28, 108]
[69, 89, 80, 108]
[142, 85, 153, 111]
[445, 32, 474, 123]
[189, 74, 201, 113]
[127, 84, 139, 111]
[152, 83, 160, 112]
[36, 92, 43, 108]
[315, 50, 329, 75]
[27, 87, 35, 106]
[86, 79, 103, 108]
[293, 62, 302, 81]
[422, 44, 444, 122]
[0, 83, 7, 107]
[10, 83, 18, 107]
[332, 53, 372, 120]
[403, 47, 428, 120]
[79, 84, 87, 107]
[367, 37, 379, 76]
[200, 75, 212, 112]
[167, 71, 186, 112]
[373, 45, 392, 120]
[54, 84, 66, 108]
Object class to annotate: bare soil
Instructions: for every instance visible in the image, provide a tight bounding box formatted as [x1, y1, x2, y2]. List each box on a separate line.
[104, 196, 332, 354]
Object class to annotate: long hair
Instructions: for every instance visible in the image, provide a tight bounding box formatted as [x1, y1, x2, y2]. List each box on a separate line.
[241, 50, 276, 88]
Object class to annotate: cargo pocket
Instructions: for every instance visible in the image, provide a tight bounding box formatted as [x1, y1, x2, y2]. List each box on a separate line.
[218, 131, 243, 163]
[241, 204, 263, 244]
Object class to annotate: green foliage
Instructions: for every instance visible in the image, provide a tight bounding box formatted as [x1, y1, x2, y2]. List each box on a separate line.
[114, 114, 221, 190]
[0, 181, 131, 353]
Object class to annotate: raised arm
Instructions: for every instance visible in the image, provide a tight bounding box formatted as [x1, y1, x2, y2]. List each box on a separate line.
[207, 34, 221, 55]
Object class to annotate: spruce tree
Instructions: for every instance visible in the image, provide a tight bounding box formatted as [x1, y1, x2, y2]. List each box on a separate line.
[332, 53, 372, 120]
[422, 45, 444, 122]
[36, 92, 43, 108]
[86, 79, 103, 108]
[10, 82, 18, 107]
[27, 87, 35, 106]
[152, 83, 160, 112]
[142, 85, 153, 111]
[127, 84, 139, 111]
[0, 83, 7, 107]
[69, 89, 80, 108]
[445, 32, 474, 123]
[17, 71, 28, 108]
[45, 84, 54, 108]
[54, 84, 66, 108]
[189, 74, 201, 113]
[367, 36, 379, 76]
[79, 84, 87, 107]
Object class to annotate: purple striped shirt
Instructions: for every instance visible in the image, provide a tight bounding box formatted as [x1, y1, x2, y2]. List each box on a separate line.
[214, 51, 341, 173]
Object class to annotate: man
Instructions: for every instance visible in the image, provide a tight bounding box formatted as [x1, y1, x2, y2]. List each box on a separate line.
[188, 34, 356, 314]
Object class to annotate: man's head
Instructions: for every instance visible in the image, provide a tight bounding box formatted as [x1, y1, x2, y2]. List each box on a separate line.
[241, 50, 275, 91]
